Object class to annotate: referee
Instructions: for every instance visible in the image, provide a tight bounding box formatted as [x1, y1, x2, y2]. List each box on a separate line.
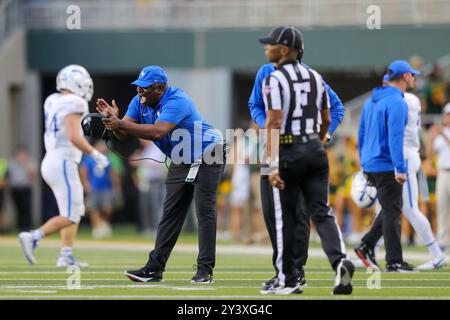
[249, 26, 345, 290]
[259, 26, 354, 294]
[97, 65, 225, 283]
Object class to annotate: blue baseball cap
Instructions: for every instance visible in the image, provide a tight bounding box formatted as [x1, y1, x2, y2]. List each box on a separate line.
[131, 66, 168, 87]
[383, 60, 420, 81]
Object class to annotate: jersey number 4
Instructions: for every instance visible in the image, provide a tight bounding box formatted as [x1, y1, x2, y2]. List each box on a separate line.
[44, 112, 60, 137]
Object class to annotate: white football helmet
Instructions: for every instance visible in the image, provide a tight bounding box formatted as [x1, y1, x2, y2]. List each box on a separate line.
[56, 64, 93, 101]
[350, 171, 377, 208]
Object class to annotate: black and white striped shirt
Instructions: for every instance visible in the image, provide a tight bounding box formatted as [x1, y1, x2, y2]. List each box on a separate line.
[262, 61, 329, 136]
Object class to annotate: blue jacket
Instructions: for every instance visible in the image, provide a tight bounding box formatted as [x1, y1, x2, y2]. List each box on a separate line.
[358, 86, 408, 174]
[248, 63, 345, 134]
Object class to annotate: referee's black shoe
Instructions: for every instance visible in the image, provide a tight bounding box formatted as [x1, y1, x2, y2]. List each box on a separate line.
[261, 267, 307, 291]
[333, 259, 355, 295]
[124, 267, 163, 283]
[296, 266, 307, 288]
[260, 276, 278, 293]
[260, 277, 302, 295]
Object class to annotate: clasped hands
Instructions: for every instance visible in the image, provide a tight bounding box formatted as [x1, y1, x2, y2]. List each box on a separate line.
[96, 98, 122, 131]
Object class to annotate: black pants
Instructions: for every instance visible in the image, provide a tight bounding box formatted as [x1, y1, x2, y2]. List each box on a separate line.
[145, 162, 224, 275]
[277, 139, 346, 286]
[361, 172, 404, 263]
[260, 176, 309, 273]
[11, 187, 32, 231]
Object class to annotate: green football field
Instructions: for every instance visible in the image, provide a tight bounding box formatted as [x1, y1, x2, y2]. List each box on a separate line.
[1, 226, 449, 300]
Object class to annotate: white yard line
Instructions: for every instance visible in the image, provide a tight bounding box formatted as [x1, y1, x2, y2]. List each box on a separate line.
[1, 271, 450, 276]
[1, 285, 449, 290]
[0, 238, 440, 261]
[1, 278, 450, 281]
[0, 294, 449, 300]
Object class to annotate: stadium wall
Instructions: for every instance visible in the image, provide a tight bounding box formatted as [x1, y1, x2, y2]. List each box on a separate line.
[27, 25, 450, 71]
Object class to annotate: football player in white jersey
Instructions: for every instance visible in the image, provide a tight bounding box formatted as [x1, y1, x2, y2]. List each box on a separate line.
[18, 65, 109, 267]
[355, 86, 447, 270]
[402, 92, 447, 269]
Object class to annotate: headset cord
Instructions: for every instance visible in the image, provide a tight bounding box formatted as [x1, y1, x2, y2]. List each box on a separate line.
[103, 130, 170, 169]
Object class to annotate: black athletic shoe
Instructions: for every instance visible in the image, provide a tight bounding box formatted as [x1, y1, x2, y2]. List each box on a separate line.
[385, 261, 416, 273]
[333, 259, 355, 295]
[260, 276, 278, 294]
[263, 283, 302, 295]
[354, 242, 380, 270]
[260, 269, 306, 294]
[297, 266, 307, 288]
[191, 272, 214, 283]
[124, 267, 163, 282]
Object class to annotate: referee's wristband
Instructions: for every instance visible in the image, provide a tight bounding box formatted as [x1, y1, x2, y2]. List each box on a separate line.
[265, 157, 279, 171]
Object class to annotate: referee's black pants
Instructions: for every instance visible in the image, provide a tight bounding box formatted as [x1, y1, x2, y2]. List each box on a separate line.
[145, 162, 224, 275]
[361, 171, 404, 264]
[260, 176, 309, 274]
[277, 139, 346, 286]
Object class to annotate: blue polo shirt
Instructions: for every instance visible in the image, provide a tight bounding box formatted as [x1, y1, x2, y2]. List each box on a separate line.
[248, 63, 345, 133]
[125, 86, 221, 162]
[81, 155, 113, 192]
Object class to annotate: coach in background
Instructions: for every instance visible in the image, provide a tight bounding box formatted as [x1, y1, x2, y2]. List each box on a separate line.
[429, 103, 450, 252]
[358, 60, 418, 272]
[249, 25, 346, 290]
[261, 26, 354, 295]
[355, 78, 447, 271]
[97, 66, 224, 283]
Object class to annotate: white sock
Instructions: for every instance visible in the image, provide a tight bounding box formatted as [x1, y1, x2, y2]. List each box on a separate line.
[31, 230, 44, 241]
[403, 207, 443, 260]
[60, 247, 73, 257]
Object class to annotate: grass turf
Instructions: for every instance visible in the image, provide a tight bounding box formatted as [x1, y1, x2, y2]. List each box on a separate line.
[1, 228, 449, 300]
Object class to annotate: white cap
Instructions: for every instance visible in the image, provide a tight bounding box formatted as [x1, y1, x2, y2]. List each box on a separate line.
[444, 103, 450, 114]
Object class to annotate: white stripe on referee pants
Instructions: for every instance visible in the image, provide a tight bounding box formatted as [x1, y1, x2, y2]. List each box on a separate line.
[273, 187, 285, 287]
[328, 207, 347, 256]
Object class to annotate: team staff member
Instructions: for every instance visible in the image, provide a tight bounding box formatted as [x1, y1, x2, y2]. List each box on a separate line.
[357, 60, 417, 272]
[355, 86, 446, 271]
[260, 26, 354, 295]
[97, 66, 224, 283]
[249, 25, 346, 289]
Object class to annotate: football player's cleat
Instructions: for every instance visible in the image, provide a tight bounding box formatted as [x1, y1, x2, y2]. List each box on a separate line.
[56, 255, 89, 268]
[354, 242, 380, 270]
[417, 256, 447, 270]
[18, 232, 37, 265]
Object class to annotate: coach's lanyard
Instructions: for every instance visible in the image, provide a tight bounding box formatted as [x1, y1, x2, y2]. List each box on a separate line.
[185, 157, 202, 183]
